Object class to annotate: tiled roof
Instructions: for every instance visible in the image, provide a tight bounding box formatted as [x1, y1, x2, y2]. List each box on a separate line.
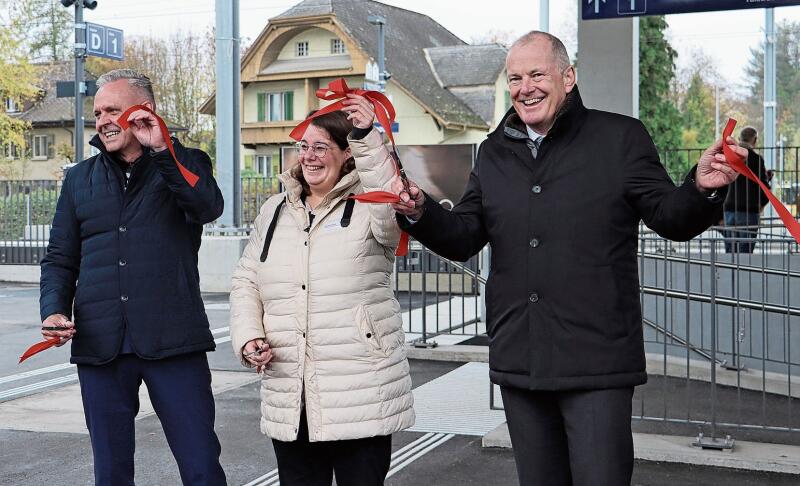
[424, 44, 507, 87]
[272, 0, 502, 127]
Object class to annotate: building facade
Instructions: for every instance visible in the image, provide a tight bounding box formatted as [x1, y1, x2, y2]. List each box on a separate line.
[202, 0, 509, 178]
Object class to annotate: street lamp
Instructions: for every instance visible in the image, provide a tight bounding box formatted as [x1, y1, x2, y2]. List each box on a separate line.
[60, 0, 98, 8]
[368, 15, 389, 93]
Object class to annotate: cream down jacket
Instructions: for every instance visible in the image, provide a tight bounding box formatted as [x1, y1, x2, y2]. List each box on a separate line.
[230, 129, 414, 442]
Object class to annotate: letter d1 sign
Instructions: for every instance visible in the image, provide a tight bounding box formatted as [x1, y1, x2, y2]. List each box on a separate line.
[86, 22, 124, 60]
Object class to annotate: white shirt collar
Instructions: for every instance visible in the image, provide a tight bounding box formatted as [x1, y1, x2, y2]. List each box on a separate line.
[525, 125, 546, 141]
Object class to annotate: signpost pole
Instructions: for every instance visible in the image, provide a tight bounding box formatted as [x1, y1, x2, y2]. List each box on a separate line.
[74, 2, 85, 164]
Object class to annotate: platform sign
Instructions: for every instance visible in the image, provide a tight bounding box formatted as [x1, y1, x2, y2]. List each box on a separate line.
[583, 0, 800, 20]
[86, 22, 124, 60]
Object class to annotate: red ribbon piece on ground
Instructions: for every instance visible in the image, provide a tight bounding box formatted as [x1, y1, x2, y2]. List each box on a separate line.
[722, 118, 800, 245]
[291, 79, 409, 256]
[19, 338, 61, 364]
[118, 105, 200, 187]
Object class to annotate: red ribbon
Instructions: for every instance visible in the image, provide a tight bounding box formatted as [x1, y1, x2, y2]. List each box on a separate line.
[18, 338, 60, 364]
[291, 79, 409, 256]
[290, 78, 399, 148]
[722, 119, 800, 244]
[117, 105, 200, 187]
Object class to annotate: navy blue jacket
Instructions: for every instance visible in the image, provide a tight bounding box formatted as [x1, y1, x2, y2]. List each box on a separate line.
[400, 88, 725, 391]
[40, 135, 224, 365]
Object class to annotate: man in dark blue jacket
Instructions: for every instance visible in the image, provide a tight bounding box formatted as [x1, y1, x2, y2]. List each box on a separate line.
[39, 69, 226, 485]
[390, 32, 745, 485]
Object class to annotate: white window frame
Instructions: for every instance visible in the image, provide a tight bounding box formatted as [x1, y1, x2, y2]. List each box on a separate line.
[4, 143, 19, 159]
[255, 155, 272, 178]
[267, 93, 283, 122]
[4, 97, 19, 113]
[331, 38, 346, 54]
[296, 41, 309, 57]
[32, 134, 48, 160]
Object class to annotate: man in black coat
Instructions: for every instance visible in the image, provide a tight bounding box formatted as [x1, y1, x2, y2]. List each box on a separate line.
[390, 32, 744, 485]
[39, 69, 226, 485]
[722, 126, 771, 253]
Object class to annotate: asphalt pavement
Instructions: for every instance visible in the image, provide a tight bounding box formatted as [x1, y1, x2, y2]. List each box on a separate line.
[1, 284, 799, 485]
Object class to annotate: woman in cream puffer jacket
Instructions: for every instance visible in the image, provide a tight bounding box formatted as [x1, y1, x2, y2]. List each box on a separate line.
[230, 106, 413, 485]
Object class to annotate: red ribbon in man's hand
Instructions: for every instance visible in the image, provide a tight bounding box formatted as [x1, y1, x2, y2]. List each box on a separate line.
[18, 338, 61, 364]
[291, 79, 409, 256]
[118, 105, 199, 187]
[722, 118, 800, 245]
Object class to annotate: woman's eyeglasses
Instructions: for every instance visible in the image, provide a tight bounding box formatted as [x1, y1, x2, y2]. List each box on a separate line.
[294, 142, 329, 158]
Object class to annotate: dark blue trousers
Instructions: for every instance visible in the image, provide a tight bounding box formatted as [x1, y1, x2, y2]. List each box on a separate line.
[77, 352, 227, 486]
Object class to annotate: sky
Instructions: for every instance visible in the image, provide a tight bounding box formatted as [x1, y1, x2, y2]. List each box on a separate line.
[81, 0, 800, 93]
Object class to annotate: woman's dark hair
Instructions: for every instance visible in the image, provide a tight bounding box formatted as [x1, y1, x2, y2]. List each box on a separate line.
[292, 110, 356, 195]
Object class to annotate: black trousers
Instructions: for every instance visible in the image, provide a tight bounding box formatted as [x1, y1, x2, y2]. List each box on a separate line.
[272, 411, 392, 486]
[77, 352, 227, 486]
[500, 386, 635, 486]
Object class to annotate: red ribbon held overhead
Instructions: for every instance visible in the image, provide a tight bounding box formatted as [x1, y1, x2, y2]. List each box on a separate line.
[291, 79, 410, 256]
[722, 119, 800, 245]
[19, 338, 60, 364]
[118, 105, 200, 187]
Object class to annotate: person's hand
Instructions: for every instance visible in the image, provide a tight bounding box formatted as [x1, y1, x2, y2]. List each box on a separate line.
[390, 176, 425, 220]
[41, 313, 75, 347]
[695, 135, 744, 192]
[242, 338, 272, 373]
[341, 93, 376, 129]
[125, 109, 167, 152]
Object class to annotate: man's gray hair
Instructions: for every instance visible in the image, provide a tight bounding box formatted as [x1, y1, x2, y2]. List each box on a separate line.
[510, 31, 572, 71]
[96, 69, 156, 104]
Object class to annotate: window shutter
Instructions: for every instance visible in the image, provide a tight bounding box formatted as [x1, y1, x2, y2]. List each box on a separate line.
[284, 91, 293, 120]
[257, 93, 266, 122]
[24, 134, 32, 158]
[47, 134, 55, 159]
[244, 154, 254, 171]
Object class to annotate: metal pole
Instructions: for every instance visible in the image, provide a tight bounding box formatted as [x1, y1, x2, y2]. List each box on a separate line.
[539, 0, 549, 32]
[215, 0, 241, 227]
[764, 8, 776, 172]
[714, 84, 720, 140]
[377, 22, 385, 92]
[74, 2, 85, 164]
[693, 243, 734, 450]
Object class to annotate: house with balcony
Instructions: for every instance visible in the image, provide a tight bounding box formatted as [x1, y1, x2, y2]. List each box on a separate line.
[201, 0, 509, 178]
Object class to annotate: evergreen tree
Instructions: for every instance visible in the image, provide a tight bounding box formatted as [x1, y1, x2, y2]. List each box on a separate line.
[680, 72, 716, 148]
[639, 16, 684, 177]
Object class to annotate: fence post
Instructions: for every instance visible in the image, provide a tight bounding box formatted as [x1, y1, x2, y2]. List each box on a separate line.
[693, 241, 734, 450]
[414, 246, 437, 348]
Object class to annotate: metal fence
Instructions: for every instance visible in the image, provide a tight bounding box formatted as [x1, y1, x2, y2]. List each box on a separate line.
[0, 180, 59, 264]
[635, 228, 800, 447]
[394, 243, 486, 347]
[4, 152, 800, 445]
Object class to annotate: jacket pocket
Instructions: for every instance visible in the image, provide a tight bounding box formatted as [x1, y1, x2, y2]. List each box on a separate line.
[355, 304, 386, 356]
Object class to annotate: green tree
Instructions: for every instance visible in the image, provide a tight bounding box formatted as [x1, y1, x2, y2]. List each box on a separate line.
[5, 0, 73, 62]
[680, 72, 716, 148]
[639, 16, 684, 176]
[0, 5, 41, 178]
